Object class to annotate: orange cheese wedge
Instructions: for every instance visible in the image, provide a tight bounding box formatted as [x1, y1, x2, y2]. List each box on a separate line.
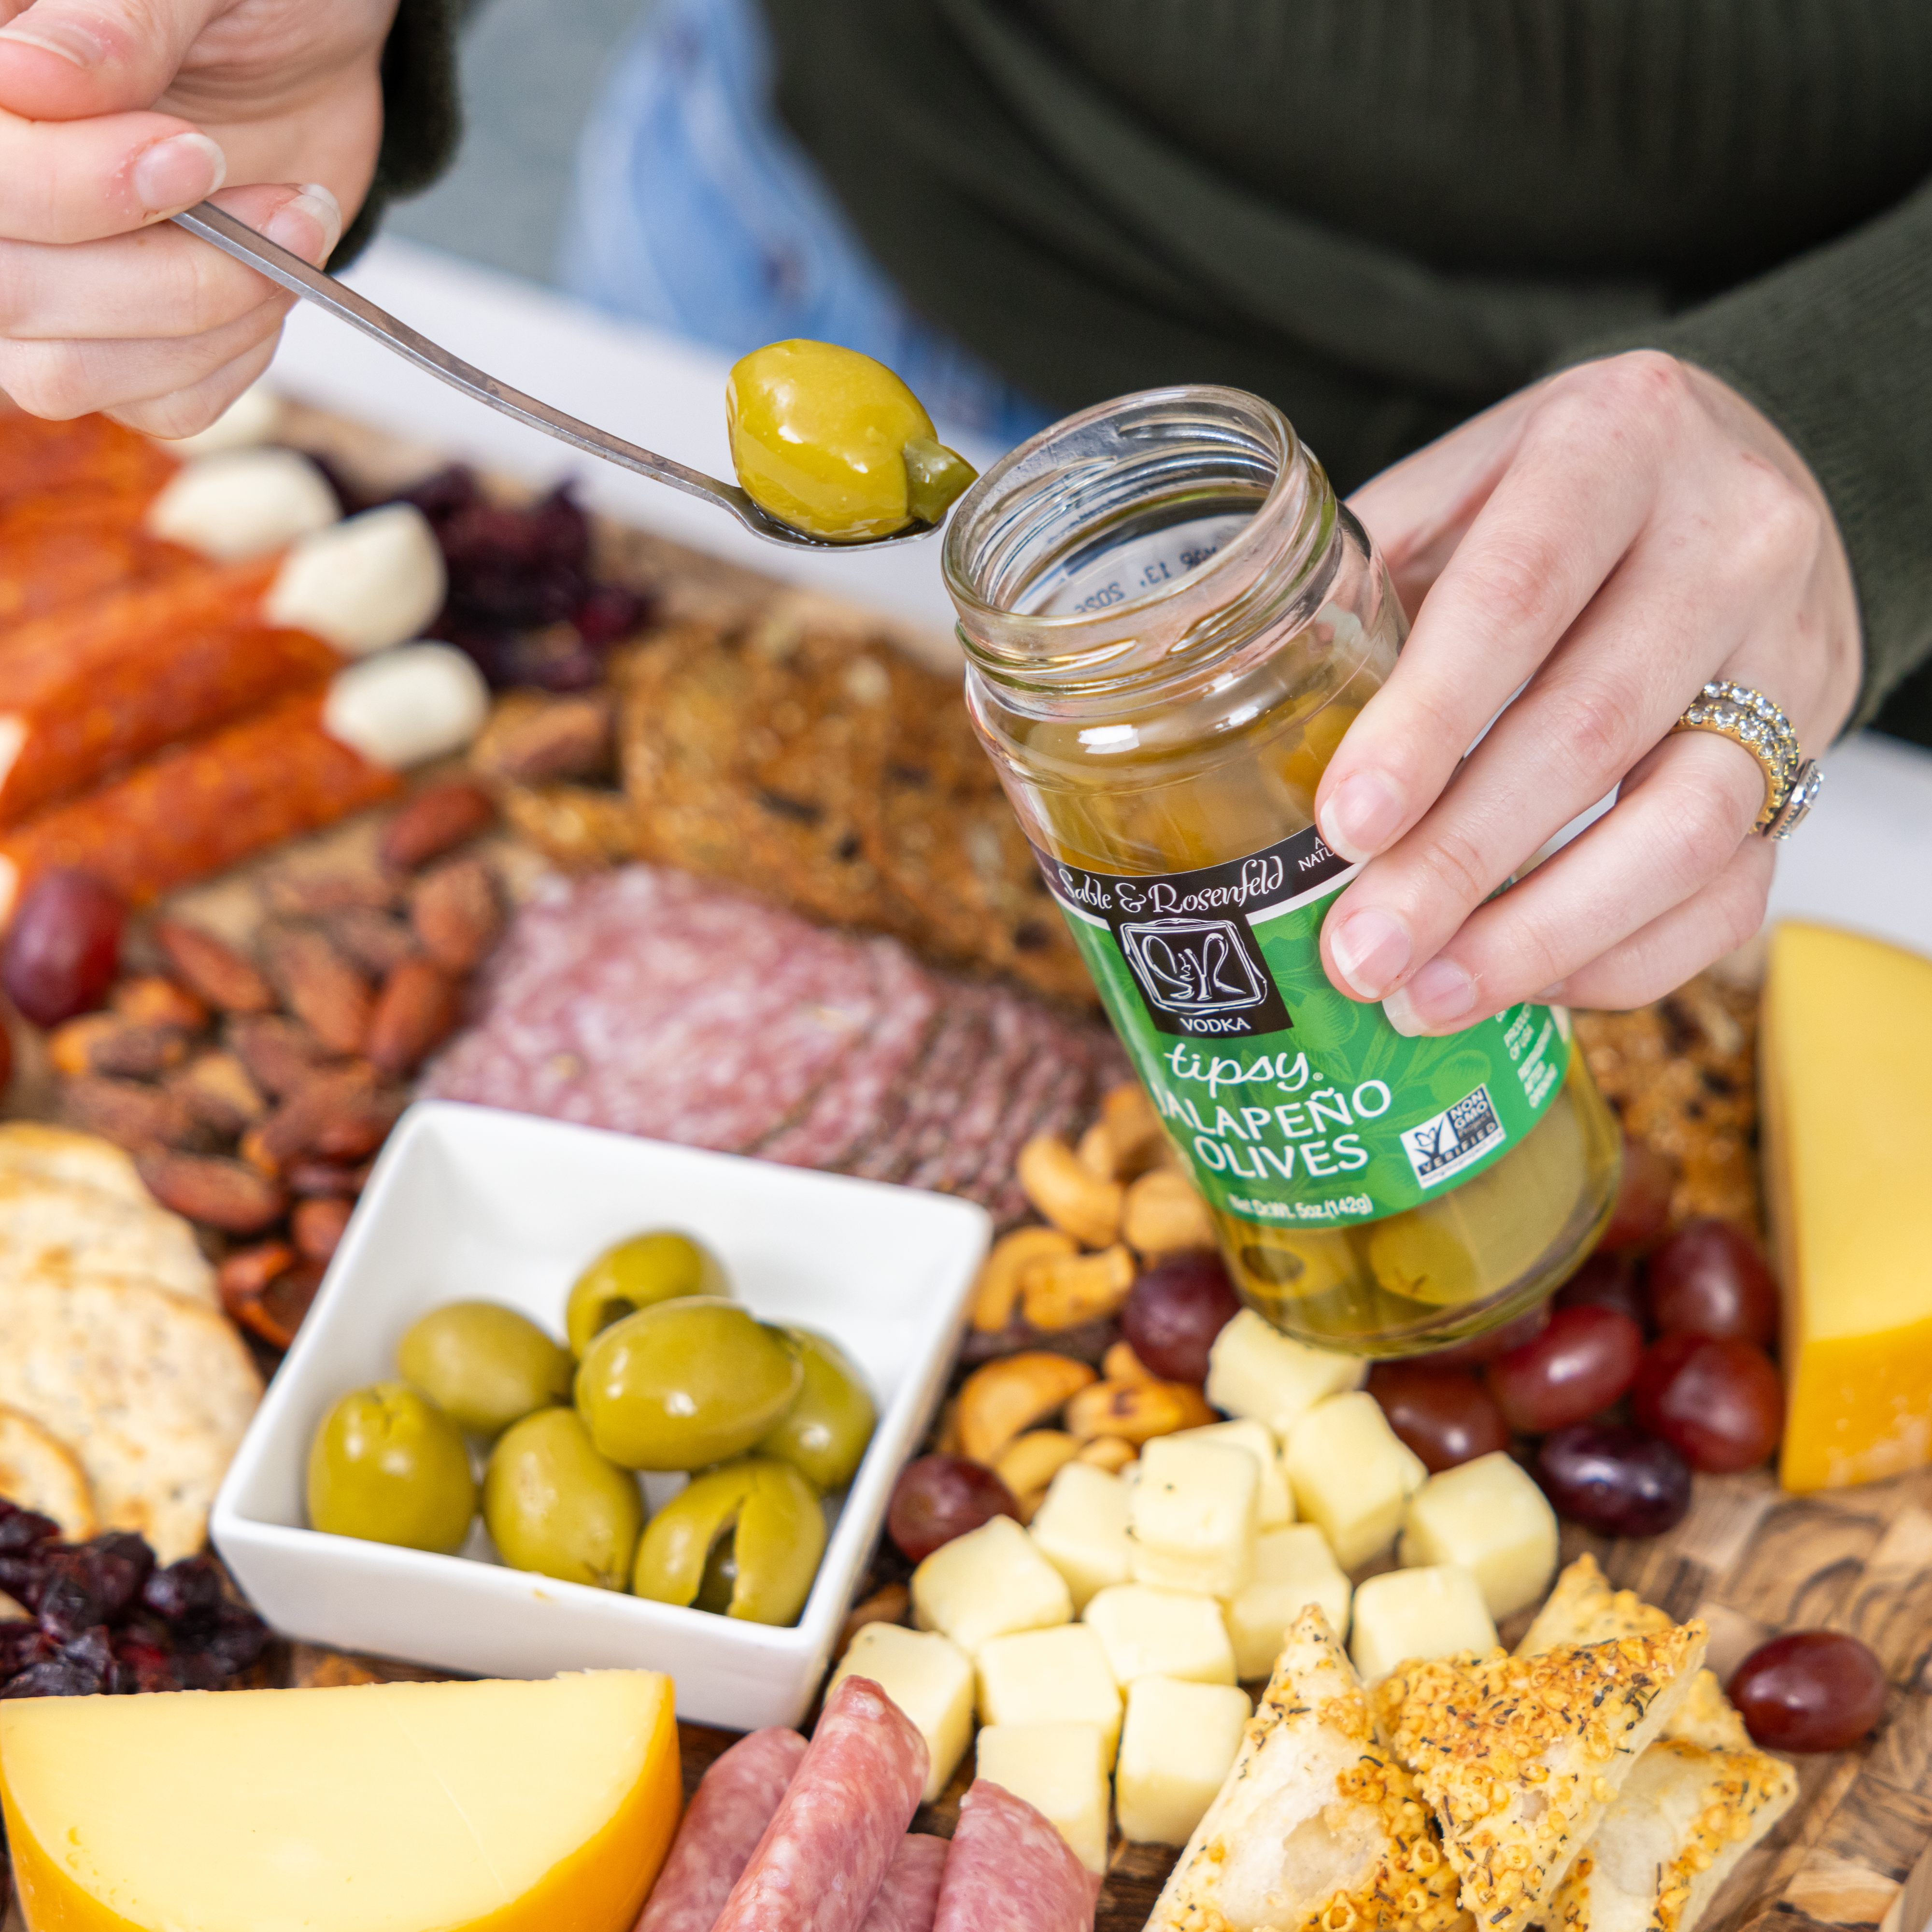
[1763, 922, 1932, 1491]
[0, 1670, 680, 1932]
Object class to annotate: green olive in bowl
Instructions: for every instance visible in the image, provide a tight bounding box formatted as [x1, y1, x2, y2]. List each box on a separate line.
[565, 1231, 730, 1358]
[632, 1456, 826, 1626]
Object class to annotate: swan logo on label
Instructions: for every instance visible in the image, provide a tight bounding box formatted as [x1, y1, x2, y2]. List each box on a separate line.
[1115, 916, 1291, 1037]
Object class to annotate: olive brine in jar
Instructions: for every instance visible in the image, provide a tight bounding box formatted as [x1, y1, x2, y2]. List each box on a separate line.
[944, 387, 1619, 1356]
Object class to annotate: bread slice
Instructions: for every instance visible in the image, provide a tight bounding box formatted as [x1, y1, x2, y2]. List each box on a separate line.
[1520, 1557, 1797, 1932]
[0, 1402, 96, 1539]
[1148, 1605, 1469, 1932]
[1372, 1620, 1707, 1932]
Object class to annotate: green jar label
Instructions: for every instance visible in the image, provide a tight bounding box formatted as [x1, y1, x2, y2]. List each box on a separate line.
[1034, 827, 1571, 1229]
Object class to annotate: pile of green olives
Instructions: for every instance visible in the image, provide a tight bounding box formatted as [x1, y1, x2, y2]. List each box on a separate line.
[304, 1229, 877, 1626]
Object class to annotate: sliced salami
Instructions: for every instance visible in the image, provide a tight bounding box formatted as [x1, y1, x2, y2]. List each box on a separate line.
[933, 1781, 1100, 1932]
[857, 1835, 949, 1932]
[636, 1728, 808, 1932]
[712, 1676, 930, 1932]
[850, 990, 996, 1185]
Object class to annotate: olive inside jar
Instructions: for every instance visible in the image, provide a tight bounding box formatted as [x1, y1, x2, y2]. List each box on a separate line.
[944, 386, 1619, 1356]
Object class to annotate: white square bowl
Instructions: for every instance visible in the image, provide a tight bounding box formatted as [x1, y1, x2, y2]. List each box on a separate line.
[211, 1100, 989, 1730]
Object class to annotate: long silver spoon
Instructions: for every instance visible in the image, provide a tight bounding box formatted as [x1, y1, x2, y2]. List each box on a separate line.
[171, 201, 937, 552]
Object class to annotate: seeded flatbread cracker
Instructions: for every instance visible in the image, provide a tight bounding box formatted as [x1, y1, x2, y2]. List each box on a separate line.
[0, 1402, 97, 1540]
[0, 1122, 149, 1207]
[0, 1173, 214, 1305]
[0, 1277, 261, 1562]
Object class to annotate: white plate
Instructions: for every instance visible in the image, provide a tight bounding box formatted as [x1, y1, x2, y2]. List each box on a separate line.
[211, 1100, 990, 1730]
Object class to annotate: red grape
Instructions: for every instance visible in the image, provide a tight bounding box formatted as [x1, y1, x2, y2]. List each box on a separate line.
[1648, 1220, 1780, 1346]
[1121, 1251, 1239, 1384]
[2, 869, 125, 1027]
[1555, 1251, 1648, 1331]
[1413, 1300, 1549, 1370]
[886, 1454, 1019, 1563]
[1537, 1423, 1691, 1537]
[1600, 1136, 1676, 1250]
[1631, 1333, 1784, 1472]
[1367, 1364, 1508, 1473]
[1485, 1304, 1643, 1433]
[1730, 1631, 1887, 1751]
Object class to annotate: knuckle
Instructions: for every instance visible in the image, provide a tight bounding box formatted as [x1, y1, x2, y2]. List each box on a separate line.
[1416, 818, 1496, 909]
[0, 342, 91, 420]
[1455, 537, 1560, 635]
[1732, 462, 1820, 573]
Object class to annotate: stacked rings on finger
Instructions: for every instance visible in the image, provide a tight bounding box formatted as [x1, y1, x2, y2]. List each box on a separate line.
[1669, 679, 1824, 840]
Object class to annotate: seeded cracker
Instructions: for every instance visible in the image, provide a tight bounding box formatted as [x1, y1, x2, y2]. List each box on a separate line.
[0, 1403, 97, 1539]
[0, 1173, 214, 1304]
[1149, 1604, 1471, 1932]
[0, 1122, 150, 1207]
[1371, 1621, 1707, 1932]
[0, 1277, 260, 1562]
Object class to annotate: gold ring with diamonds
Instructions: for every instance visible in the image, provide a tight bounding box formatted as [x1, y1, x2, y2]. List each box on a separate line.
[1669, 679, 1823, 840]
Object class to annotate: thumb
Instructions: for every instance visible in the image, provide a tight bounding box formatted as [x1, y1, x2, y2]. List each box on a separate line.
[0, 0, 227, 118]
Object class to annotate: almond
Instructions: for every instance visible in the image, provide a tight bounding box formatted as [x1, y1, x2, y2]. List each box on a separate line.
[265, 869, 400, 918]
[322, 905, 420, 978]
[227, 1013, 339, 1098]
[60, 1076, 207, 1153]
[292, 1194, 352, 1263]
[255, 1065, 403, 1169]
[259, 923, 373, 1057]
[137, 1151, 287, 1234]
[283, 1156, 372, 1198]
[219, 1241, 295, 1321]
[221, 1248, 323, 1350]
[411, 855, 501, 972]
[367, 958, 461, 1078]
[49, 1013, 189, 1080]
[153, 920, 275, 1014]
[471, 689, 615, 785]
[111, 975, 210, 1033]
[166, 1051, 269, 1136]
[379, 780, 497, 872]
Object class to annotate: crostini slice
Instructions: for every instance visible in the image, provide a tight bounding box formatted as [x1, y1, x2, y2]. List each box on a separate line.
[1148, 1604, 1469, 1932]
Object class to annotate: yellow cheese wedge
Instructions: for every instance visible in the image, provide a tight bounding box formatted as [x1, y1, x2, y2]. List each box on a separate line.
[0, 1671, 680, 1932]
[1763, 922, 1932, 1492]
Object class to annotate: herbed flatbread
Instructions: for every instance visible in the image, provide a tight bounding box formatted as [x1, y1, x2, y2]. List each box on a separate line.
[0, 1171, 214, 1305]
[0, 1122, 148, 1207]
[0, 1278, 261, 1562]
[0, 1402, 96, 1539]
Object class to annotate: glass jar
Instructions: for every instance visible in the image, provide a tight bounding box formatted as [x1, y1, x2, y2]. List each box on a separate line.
[944, 385, 1619, 1356]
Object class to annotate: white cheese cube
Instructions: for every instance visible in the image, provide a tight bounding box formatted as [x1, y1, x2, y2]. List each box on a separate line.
[1030, 1462, 1133, 1610]
[1205, 1310, 1365, 1438]
[1223, 1523, 1353, 1679]
[1169, 1418, 1293, 1528]
[975, 1723, 1111, 1875]
[1282, 1391, 1426, 1569]
[975, 1622, 1124, 1764]
[1349, 1564, 1499, 1683]
[1399, 1450, 1560, 1620]
[1114, 1675, 1252, 1847]
[144, 448, 338, 561]
[829, 1623, 974, 1803]
[1084, 1584, 1236, 1688]
[911, 1515, 1072, 1654]
[1127, 1435, 1258, 1598]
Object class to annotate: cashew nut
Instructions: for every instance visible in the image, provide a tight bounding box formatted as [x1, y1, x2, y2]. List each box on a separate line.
[1101, 1081, 1167, 1174]
[1122, 1168, 1217, 1259]
[994, 1429, 1082, 1501]
[970, 1226, 1078, 1333]
[1076, 1436, 1139, 1474]
[1018, 1134, 1123, 1248]
[1019, 1243, 1136, 1331]
[1102, 1339, 1157, 1386]
[957, 1351, 1097, 1465]
[1065, 1376, 1217, 1445]
[1076, 1121, 1117, 1179]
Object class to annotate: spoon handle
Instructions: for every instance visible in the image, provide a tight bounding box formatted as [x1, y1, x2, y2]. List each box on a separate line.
[170, 201, 810, 545]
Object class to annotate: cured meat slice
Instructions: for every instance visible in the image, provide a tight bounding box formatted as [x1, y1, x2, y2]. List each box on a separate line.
[924, 999, 1065, 1198]
[637, 1727, 808, 1932]
[847, 990, 995, 1185]
[858, 1836, 948, 1932]
[712, 1676, 928, 1932]
[0, 494, 193, 627]
[933, 1780, 1099, 1932]
[0, 689, 401, 923]
[0, 412, 176, 514]
[0, 560, 337, 825]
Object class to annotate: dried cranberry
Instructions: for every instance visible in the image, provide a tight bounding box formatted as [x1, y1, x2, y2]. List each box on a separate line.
[37, 1534, 153, 1639]
[172, 1650, 234, 1691]
[111, 1632, 183, 1695]
[0, 1500, 59, 1552]
[1, 1654, 105, 1698]
[84, 1533, 155, 1619]
[180, 1605, 269, 1676]
[0, 1553, 49, 1610]
[143, 1555, 227, 1630]
[572, 582, 650, 647]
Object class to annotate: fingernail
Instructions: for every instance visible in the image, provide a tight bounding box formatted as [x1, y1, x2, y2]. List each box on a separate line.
[131, 131, 226, 215]
[1383, 957, 1478, 1037]
[1319, 769, 1405, 864]
[1328, 908, 1411, 1000]
[264, 183, 344, 264]
[0, 16, 108, 66]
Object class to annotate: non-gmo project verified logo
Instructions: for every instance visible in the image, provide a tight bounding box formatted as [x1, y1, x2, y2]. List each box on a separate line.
[1400, 1085, 1504, 1189]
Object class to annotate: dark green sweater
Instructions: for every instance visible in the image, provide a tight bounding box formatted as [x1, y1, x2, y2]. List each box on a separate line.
[372, 0, 1932, 737]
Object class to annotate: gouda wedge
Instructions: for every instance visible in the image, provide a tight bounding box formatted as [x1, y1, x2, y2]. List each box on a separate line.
[0, 1670, 679, 1932]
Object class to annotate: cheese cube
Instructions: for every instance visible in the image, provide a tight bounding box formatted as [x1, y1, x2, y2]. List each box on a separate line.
[1399, 1450, 1559, 1619]
[1223, 1523, 1353, 1679]
[911, 1515, 1071, 1654]
[1763, 923, 1932, 1492]
[1115, 1675, 1252, 1847]
[1170, 1418, 1293, 1528]
[1283, 1391, 1426, 1568]
[975, 1723, 1111, 1875]
[829, 1623, 975, 1803]
[1085, 1584, 1236, 1687]
[1349, 1564, 1498, 1682]
[1206, 1310, 1365, 1438]
[1030, 1462, 1133, 1610]
[975, 1622, 1124, 1764]
[1127, 1435, 1258, 1598]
